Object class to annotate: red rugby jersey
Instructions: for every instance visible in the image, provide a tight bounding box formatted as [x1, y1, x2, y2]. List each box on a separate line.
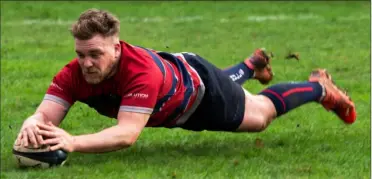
[44, 41, 205, 127]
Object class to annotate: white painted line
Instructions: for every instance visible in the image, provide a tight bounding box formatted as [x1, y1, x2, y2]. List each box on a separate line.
[246, 14, 329, 22]
[4, 19, 75, 26]
[173, 16, 204, 23]
[2, 15, 369, 26]
[337, 16, 370, 21]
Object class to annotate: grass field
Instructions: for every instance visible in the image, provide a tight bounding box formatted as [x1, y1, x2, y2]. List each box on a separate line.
[1, 1, 371, 179]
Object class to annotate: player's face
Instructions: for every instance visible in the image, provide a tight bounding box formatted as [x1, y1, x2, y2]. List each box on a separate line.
[75, 35, 121, 84]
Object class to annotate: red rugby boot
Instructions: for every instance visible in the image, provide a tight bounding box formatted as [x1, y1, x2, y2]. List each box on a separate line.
[244, 48, 274, 85]
[308, 69, 356, 124]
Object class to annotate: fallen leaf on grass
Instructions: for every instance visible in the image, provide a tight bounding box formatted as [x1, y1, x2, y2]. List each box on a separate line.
[296, 166, 312, 173]
[255, 138, 264, 148]
[233, 159, 239, 166]
[171, 171, 177, 179]
[285, 52, 300, 61]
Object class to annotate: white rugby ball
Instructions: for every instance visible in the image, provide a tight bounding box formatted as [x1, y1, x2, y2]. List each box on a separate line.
[13, 144, 68, 168]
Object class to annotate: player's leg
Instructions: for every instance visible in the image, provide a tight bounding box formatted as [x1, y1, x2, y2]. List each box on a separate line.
[236, 69, 356, 132]
[222, 49, 274, 85]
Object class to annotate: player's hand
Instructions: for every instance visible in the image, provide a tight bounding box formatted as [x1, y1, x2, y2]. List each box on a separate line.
[15, 117, 44, 148]
[36, 121, 75, 152]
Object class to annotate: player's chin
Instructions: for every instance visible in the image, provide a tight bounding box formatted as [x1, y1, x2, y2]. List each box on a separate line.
[84, 75, 103, 84]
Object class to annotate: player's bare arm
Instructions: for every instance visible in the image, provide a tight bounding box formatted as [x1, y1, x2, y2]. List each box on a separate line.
[37, 111, 149, 153]
[15, 100, 68, 148]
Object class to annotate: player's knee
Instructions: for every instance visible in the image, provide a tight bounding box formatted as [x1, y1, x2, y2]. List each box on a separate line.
[239, 113, 270, 132]
[238, 93, 275, 132]
[255, 97, 276, 131]
[255, 115, 270, 132]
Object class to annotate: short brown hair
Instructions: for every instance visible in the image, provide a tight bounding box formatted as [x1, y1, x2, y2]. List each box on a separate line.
[70, 9, 120, 40]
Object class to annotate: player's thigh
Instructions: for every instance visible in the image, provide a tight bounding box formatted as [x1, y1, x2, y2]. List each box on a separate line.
[236, 89, 276, 132]
[180, 53, 246, 131]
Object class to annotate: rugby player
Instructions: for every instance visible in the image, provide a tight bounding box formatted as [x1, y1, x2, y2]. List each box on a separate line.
[14, 9, 356, 153]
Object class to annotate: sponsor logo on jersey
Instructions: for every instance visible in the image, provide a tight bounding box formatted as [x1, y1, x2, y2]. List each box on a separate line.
[50, 82, 63, 91]
[124, 93, 149, 99]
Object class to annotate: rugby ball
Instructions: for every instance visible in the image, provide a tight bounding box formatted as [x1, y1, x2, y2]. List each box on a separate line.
[13, 144, 68, 168]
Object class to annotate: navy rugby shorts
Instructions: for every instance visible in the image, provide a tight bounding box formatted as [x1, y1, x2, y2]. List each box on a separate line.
[180, 52, 246, 132]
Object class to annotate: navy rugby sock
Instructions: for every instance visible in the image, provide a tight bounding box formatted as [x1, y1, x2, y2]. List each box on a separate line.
[223, 62, 254, 85]
[259, 82, 323, 117]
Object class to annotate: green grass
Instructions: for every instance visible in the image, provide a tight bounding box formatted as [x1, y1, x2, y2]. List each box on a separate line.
[1, 1, 370, 179]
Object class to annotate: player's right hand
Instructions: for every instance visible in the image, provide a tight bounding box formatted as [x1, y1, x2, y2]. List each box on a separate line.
[15, 117, 44, 148]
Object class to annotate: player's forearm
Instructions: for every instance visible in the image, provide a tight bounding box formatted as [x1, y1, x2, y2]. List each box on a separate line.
[25, 112, 61, 126]
[72, 125, 137, 153]
[20, 112, 47, 128]
[29, 110, 63, 126]
[27, 112, 46, 122]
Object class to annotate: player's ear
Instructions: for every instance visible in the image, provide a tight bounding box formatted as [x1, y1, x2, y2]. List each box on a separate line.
[114, 41, 121, 58]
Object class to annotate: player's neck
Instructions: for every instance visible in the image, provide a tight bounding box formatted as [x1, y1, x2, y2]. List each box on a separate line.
[105, 58, 120, 80]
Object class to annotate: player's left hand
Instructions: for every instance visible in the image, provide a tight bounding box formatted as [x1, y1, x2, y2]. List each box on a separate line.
[36, 121, 75, 152]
